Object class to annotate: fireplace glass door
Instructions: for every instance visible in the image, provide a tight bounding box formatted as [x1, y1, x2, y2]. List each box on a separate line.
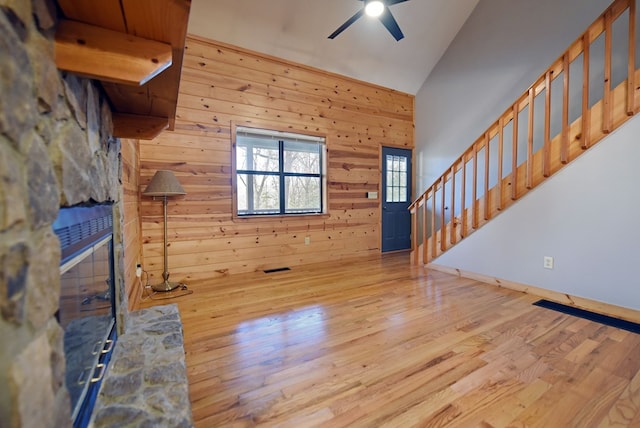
[60, 235, 114, 411]
[54, 205, 116, 427]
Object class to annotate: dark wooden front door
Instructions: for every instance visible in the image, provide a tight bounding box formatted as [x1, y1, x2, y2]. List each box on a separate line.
[381, 147, 412, 252]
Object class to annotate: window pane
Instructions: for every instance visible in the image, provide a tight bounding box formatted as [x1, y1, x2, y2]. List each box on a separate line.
[400, 171, 407, 187]
[237, 173, 249, 211]
[252, 175, 279, 213]
[392, 187, 400, 202]
[285, 176, 321, 213]
[399, 156, 407, 172]
[387, 156, 394, 202]
[236, 138, 279, 172]
[237, 174, 279, 215]
[284, 141, 321, 174]
[400, 186, 407, 202]
[236, 146, 248, 170]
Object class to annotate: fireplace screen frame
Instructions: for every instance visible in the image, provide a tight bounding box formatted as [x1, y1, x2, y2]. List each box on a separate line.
[53, 204, 117, 427]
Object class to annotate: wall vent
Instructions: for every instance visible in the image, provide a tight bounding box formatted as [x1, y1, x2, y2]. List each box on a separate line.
[263, 267, 291, 274]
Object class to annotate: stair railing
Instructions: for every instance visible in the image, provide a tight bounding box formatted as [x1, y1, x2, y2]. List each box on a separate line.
[410, 0, 638, 264]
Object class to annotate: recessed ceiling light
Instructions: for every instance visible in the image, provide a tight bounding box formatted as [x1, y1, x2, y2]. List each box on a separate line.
[365, 1, 385, 18]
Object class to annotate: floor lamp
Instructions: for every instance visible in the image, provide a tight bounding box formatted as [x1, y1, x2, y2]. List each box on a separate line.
[143, 170, 186, 292]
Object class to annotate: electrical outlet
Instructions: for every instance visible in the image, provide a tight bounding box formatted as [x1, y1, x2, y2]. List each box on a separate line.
[304, 236, 311, 245]
[543, 256, 554, 270]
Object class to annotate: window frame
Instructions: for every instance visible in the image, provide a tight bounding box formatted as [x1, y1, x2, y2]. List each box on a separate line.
[232, 125, 328, 219]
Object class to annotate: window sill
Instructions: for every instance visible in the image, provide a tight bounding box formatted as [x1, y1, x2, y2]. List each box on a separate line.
[232, 212, 330, 222]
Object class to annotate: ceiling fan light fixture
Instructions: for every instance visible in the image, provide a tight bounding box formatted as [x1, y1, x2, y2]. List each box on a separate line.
[365, 1, 385, 17]
[328, 0, 407, 41]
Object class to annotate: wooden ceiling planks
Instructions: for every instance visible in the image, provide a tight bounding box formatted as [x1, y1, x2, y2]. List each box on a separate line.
[121, 0, 191, 46]
[55, 0, 191, 139]
[56, 0, 127, 32]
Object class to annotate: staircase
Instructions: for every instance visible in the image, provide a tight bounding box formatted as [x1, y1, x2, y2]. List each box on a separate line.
[410, 0, 639, 264]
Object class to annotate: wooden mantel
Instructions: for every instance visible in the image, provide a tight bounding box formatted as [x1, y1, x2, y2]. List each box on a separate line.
[54, 0, 191, 140]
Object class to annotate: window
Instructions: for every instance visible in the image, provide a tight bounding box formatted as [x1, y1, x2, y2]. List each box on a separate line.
[385, 154, 408, 203]
[234, 126, 326, 216]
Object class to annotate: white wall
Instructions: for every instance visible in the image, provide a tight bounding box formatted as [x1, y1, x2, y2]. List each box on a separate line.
[415, 0, 613, 190]
[434, 117, 640, 311]
[415, 0, 640, 311]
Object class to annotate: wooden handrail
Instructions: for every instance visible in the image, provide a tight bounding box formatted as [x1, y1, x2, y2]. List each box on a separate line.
[410, 0, 638, 264]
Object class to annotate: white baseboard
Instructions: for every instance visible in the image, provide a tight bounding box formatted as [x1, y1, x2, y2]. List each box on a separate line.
[426, 263, 640, 324]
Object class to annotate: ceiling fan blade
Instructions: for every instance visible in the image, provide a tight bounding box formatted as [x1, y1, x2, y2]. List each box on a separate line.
[386, 0, 410, 5]
[328, 9, 365, 39]
[379, 8, 404, 41]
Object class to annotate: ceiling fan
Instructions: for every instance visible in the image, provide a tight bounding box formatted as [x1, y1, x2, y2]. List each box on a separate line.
[328, 0, 410, 41]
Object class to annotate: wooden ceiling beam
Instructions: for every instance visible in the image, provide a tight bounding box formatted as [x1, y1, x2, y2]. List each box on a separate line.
[55, 19, 173, 86]
[112, 113, 169, 140]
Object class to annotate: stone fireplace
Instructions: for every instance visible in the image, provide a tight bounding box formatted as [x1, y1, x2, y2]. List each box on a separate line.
[0, 2, 192, 426]
[0, 1, 127, 426]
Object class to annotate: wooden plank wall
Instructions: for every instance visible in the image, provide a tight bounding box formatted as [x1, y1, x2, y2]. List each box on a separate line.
[121, 138, 142, 310]
[138, 36, 414, 285]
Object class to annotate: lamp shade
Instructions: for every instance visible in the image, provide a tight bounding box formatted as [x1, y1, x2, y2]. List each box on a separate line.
[143, 170, 186, 196]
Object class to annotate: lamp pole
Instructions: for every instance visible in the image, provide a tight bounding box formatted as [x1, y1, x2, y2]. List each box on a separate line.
[161, 195, 171, 289]
[153, 194, 180, 292]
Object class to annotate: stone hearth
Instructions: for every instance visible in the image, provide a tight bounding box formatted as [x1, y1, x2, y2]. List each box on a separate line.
[91, 305, 192, 427]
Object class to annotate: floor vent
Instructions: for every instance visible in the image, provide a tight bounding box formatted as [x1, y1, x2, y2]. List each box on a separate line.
[533, 299, 640, 334]
[263, 267, 291, 274]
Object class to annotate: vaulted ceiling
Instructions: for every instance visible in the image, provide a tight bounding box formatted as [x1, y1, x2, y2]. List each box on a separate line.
[187, 0, 479, 94]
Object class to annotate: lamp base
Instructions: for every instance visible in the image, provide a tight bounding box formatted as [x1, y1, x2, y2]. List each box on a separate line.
[151, 280, 185, 293]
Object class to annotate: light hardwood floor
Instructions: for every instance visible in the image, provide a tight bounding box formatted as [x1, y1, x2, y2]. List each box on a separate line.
[143, 252, 640, 427]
